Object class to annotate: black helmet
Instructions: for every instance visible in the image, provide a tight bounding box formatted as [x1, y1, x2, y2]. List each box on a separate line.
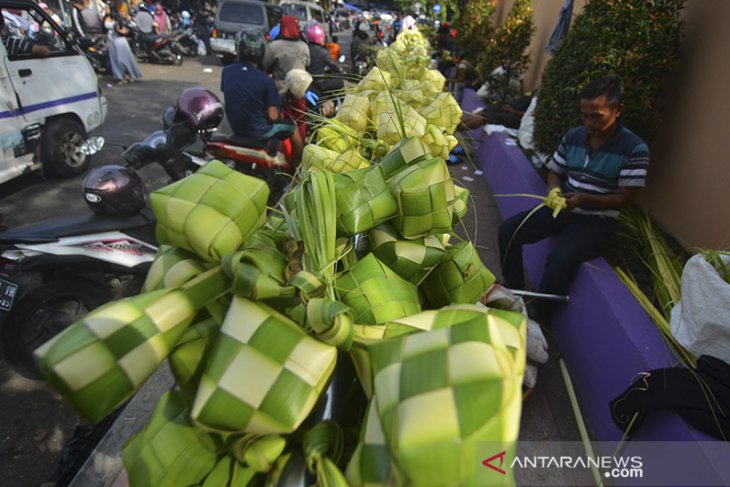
[175, 87, 224, 131]
[236, 29, 266, 63]
[83, 165, 146, 216]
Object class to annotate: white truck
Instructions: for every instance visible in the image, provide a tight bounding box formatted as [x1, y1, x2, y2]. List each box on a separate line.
[0, 0, 107, 184]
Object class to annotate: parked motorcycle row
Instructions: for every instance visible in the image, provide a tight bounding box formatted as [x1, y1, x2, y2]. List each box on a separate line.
[77, 12, 210, 71]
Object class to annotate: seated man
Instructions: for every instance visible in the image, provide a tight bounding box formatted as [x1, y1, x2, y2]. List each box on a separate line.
[220, 31, 298, 160]
[498, 76, 649, 323]
[1, 11, 50, 57]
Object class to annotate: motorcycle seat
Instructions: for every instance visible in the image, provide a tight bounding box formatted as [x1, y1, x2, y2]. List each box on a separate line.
[0, 207, 155, 244]
[209, 133, 268, 149]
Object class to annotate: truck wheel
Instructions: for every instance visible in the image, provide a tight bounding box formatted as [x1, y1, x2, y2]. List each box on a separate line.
[41, 118, 90, 178]
[1, 279, 110, 379]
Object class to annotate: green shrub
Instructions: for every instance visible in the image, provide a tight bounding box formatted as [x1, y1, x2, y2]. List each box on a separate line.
[455, 0, 496, 61]
[533, 0, 685, 155]
[476, 0, 534, 105]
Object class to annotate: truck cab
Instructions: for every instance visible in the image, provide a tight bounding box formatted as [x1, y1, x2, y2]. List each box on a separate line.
[0, 0, 107, 184]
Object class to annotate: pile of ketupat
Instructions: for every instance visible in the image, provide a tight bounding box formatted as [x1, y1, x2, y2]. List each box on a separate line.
[34, 29, 526, 487]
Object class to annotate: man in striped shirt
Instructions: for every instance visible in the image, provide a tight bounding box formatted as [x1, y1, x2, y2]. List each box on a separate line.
[1, 11, 50, 57]
[498, 76, 649, 323]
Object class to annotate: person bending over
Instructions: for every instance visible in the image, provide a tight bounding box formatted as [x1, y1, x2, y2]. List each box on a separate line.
[498, 75, 649, 323]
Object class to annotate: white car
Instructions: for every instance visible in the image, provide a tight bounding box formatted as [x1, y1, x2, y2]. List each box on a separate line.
[0, 0, 107, 184]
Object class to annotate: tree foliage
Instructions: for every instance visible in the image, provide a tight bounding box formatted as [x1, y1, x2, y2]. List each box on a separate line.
[454, 0, 496, 61]
[477, 0, 534, 104]
[533, 0, 686, 155]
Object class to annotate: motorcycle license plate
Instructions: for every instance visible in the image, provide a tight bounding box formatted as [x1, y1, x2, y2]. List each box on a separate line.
[0, 278, 18, 311]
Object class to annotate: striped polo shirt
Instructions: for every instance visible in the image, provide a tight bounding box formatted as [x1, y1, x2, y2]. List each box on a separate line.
[546, 121, 649, 218]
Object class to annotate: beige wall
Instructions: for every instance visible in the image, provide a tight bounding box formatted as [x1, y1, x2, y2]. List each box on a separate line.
[492, 0, 730, 249]
[638, 1, 730, 249]
[493, 0, 588, 91]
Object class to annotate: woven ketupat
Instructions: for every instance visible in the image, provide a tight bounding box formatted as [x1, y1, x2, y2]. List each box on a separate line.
[334, 167, 397, 236]
[369, 223, 446, 284]
[377, 137, 430, 181]
[191, 297, 337, 434]
[417, 69, 446, 95]
[377, 105, 427, 145]
[349, 305, 512, 399]
[302, 144, 340, 172]
[337, 94, 372, 133]
[345, 400, 396, 487]
[143, 245, 209, 292]
[451, 184, 470, 224]
[420, 124, 451, 160]
[335, 253, 421, 325]
[149, 161, 268, 262]
[167, 318, 219, 399]
[422, 92, 463, 135]
[331, 149, 371, 174]
[387, 157, 455, 239]
[122, 390, 224, 486]
[356, 67, 392, 93]
[420, 241, 496, 308]
[316, 119, 360, 153]
[35, 267, 229, 421]
[368, 308, 527, 487]
[371, 92, 397, 128]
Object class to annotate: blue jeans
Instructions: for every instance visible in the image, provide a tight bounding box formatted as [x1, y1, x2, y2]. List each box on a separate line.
[498, 206, 618, 320]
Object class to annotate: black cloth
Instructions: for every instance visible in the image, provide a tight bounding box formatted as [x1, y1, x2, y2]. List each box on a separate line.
[307, 43, 343, 93]
[609, 355, 730, 440]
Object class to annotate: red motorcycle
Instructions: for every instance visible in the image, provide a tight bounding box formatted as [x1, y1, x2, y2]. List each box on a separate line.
[167, 88, 297, 204]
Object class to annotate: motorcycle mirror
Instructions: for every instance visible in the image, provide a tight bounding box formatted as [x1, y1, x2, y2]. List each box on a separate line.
[338, 54, 346, 63]
[80, 136, 105, 155]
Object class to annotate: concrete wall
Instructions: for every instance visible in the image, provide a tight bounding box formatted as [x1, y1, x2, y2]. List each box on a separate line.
[492, 0, 730, 249]
[493, 0, 588, 92]
[637, 1, 730, 249]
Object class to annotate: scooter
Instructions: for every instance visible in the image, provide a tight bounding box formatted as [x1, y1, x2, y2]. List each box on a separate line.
[76, 35, 109, 75]
[169, 26, 201, 57]
[128, 23, 183, 65]
[0, 129, 198, 379]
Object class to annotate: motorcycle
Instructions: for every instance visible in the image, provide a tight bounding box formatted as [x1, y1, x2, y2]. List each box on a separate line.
[128, 23, 183, 65]
[168, 26, 202, 57]
[0, 128, 199, 379]
[161, 87, 300, 206]
[76, 35, 109, 75]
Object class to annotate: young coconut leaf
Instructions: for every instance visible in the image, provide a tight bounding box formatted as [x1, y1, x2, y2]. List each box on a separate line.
[149, 160, 269, 262]
[368, 310, 526, 487]
[335, 253, 421, 325]
[387, 157, 456, 239]
[420, 241, 496, 308]
[191, 297, 337, 434]
[368, 223, 446, 285]
[35, 266, 230, 421]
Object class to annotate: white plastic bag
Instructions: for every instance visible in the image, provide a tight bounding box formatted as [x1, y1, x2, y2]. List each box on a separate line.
[197, 39, 207, 56]
[670, 254, 730, 363]
[517, 96, 538, 151]
[483, 285, 549, 388]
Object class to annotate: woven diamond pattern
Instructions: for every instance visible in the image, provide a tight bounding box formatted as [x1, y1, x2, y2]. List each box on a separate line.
[368, 308, 526, 486]
[149, 161, 269, 262]
[191, 297, 337, 434]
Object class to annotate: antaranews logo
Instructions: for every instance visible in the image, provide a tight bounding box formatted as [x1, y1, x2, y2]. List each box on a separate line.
[482, 450, 508, 475]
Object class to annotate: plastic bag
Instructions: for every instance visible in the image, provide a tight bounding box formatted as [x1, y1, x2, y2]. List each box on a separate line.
[670, 254, 730, 363]
[197, 39, 207, 56]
